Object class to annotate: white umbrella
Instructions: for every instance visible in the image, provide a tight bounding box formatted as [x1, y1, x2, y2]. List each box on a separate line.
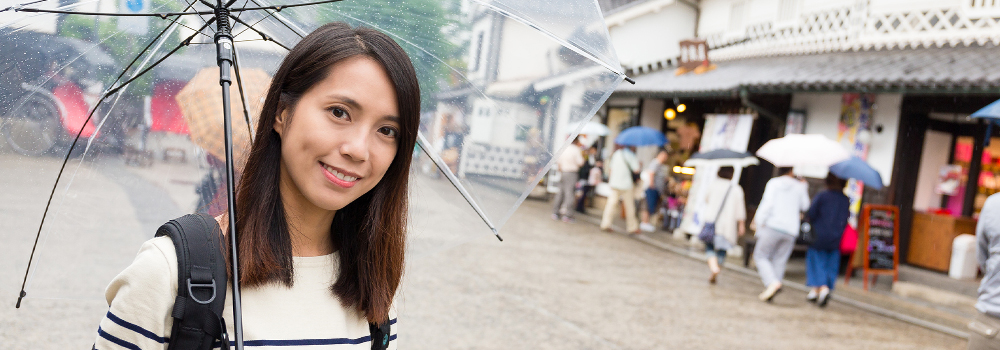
[576, 121, 610, 136]
[755, 134, 850, 167]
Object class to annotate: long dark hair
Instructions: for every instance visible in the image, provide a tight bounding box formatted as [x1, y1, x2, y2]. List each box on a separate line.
[233, 22, 418, 324]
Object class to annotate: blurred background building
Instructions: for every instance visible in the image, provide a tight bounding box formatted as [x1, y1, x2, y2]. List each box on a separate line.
[593, 0, 1000, 275]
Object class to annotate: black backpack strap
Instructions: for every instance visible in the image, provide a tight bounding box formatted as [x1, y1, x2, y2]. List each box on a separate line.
[156, 214, 230, 350]
[369, 318, 391, 350]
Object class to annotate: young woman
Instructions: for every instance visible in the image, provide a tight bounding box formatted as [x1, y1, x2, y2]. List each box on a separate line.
[805, 174, 850, 307]
[94, 22, 419, 349]
[702, 167, 746, 284]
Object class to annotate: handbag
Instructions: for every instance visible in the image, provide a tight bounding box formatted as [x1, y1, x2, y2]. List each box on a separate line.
[698, 185, 733, 244]
[796, 221, 814, 246]
[624, 154, 641, 184]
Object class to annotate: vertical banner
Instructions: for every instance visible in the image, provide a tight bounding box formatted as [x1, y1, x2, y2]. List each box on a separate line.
[680, 114, 754, 235]
[838, 94, 876, 229]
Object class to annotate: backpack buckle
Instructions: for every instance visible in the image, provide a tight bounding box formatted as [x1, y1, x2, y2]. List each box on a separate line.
[187, 278, 217, 304]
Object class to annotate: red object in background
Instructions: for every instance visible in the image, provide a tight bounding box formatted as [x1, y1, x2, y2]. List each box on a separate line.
[150, 80, 190, 134]
[955, 141, 972, 163]
[52, 81, 96, 138]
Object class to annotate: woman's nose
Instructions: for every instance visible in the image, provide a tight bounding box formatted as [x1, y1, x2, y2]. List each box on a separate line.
[339, 126, 369, 162]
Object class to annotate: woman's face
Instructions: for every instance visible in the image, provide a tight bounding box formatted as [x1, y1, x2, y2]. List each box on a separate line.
[274, 56, 400, 212]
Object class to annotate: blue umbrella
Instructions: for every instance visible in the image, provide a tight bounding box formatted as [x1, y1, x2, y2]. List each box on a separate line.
[829, 156, 884, 190]
[971, 99, 1000, 146]
[615, 126, 667, 147]
[972, 99, 1000, 119]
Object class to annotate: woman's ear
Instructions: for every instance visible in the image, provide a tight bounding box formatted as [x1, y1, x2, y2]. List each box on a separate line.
[273, 106, 288, 137]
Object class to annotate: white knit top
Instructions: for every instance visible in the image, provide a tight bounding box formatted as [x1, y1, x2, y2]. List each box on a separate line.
[94, 236, 398, 349]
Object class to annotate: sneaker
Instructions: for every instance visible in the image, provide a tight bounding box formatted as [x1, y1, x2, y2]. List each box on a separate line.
[639, 223, 655, 232]
[818, 288, 831, 307]
[806, 289, 818, 303]
[758, 283, 782, 302]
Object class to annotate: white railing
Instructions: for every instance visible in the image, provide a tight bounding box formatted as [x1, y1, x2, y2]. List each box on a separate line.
[701, 0, 1000, 61]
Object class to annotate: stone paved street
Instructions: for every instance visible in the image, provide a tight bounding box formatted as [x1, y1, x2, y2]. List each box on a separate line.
[0, 150, 971, 349]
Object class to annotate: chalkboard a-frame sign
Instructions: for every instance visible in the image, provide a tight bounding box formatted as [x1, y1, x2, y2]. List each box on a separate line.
[860, 204, 900, 290]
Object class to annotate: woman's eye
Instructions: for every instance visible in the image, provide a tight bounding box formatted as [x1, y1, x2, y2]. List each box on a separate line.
[330, 107, 348, 119]
[378, 126, 399, 138]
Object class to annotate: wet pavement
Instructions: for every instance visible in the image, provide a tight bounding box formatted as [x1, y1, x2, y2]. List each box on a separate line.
[0, 147, 971, 349]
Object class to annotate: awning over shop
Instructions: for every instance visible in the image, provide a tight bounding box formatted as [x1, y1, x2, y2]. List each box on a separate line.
[616, 46, 1000, 97]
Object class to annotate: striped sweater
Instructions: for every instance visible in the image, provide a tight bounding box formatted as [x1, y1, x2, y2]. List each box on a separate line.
[94, 236, 398, 349]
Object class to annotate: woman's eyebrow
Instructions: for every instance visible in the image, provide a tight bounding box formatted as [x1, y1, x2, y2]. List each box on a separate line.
[326, 93, 362, 112]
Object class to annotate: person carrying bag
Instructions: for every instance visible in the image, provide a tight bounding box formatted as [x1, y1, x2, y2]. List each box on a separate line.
[697, 167, 746, 284]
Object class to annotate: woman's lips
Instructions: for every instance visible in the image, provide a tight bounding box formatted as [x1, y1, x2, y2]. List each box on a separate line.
[320, 162, 360, 188]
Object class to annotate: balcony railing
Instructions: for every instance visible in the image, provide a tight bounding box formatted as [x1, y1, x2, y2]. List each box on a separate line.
[702, 1, 1000, 61]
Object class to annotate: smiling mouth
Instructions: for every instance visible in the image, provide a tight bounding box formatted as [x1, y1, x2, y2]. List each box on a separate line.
[321, 162, 362, 183]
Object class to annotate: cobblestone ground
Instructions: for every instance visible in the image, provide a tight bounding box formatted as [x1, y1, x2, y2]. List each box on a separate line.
[0, 150, 970, 349]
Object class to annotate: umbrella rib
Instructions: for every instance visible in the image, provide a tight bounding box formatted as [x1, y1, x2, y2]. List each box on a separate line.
[228, 14, 292, 50]
[415, 132, 502, 242]
[14, 7, 210, 17]
[231, 40, 255, 142]
[232, 9, 280, 39]
[244, 0, 308, 38]
[0, 0, 46, 13]
[15, 30, 202, 309]
[229, 0, 346, 12]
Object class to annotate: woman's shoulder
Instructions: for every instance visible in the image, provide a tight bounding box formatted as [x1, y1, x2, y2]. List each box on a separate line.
[105, 236, 178, 302]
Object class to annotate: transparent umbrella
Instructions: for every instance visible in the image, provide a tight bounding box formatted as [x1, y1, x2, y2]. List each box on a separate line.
[1, 0, 626, 345]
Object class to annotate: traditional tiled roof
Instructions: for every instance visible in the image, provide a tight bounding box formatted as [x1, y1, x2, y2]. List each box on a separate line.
[616, 46, 1000, 97]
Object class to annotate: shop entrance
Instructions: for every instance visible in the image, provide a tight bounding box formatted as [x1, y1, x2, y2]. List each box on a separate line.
[893, 94, 1000, 271]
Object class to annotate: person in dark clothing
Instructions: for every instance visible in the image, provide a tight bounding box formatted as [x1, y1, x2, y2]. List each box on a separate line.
[805, 174, 850, 307]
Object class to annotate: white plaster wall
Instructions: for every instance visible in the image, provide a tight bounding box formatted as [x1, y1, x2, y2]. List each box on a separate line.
[496, 20, 563, 82]
[790, 93, 902, 186]
[607, 5, 696, 68]
[912, 130, 953, 212]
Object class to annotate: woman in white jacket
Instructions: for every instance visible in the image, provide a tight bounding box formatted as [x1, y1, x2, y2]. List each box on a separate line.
[751, 167, 810, 302]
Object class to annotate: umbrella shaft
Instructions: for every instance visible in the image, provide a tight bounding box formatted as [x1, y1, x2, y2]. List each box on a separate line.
[215, 4, 244, 349]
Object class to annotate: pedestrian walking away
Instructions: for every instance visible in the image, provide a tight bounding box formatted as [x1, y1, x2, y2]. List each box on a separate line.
[970, 193, 1000, 350]
[576, 145, 600, 213]
[751, 167, 810, 302]
[640, 149, 669, 232]
[702, 167, 746, 284]
[93, 24, 414, 350]
[578, 159, 604, 213]
[553, 137, 585, 222]
[601, 145, 641, 233]
[804, 174, 850, 307]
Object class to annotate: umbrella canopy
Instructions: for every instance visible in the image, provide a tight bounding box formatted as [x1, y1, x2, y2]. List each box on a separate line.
[4, 0, 625, 314]
[614, 126, 667, 147]
[176, 67, 270, 164]
[829, 156, 884, 190]
[755, 134, 850, 167]
[684, 149, 759, 168]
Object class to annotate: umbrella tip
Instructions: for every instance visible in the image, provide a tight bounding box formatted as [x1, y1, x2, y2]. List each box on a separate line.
[624, 76, 636, 85]
[16, 290, 25, 309]
[492, 229, 503, 242]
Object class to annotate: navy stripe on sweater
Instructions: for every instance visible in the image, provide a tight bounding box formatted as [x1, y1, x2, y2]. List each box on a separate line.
[97, 326, 142, 350]
[106, 311, 169, 344]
